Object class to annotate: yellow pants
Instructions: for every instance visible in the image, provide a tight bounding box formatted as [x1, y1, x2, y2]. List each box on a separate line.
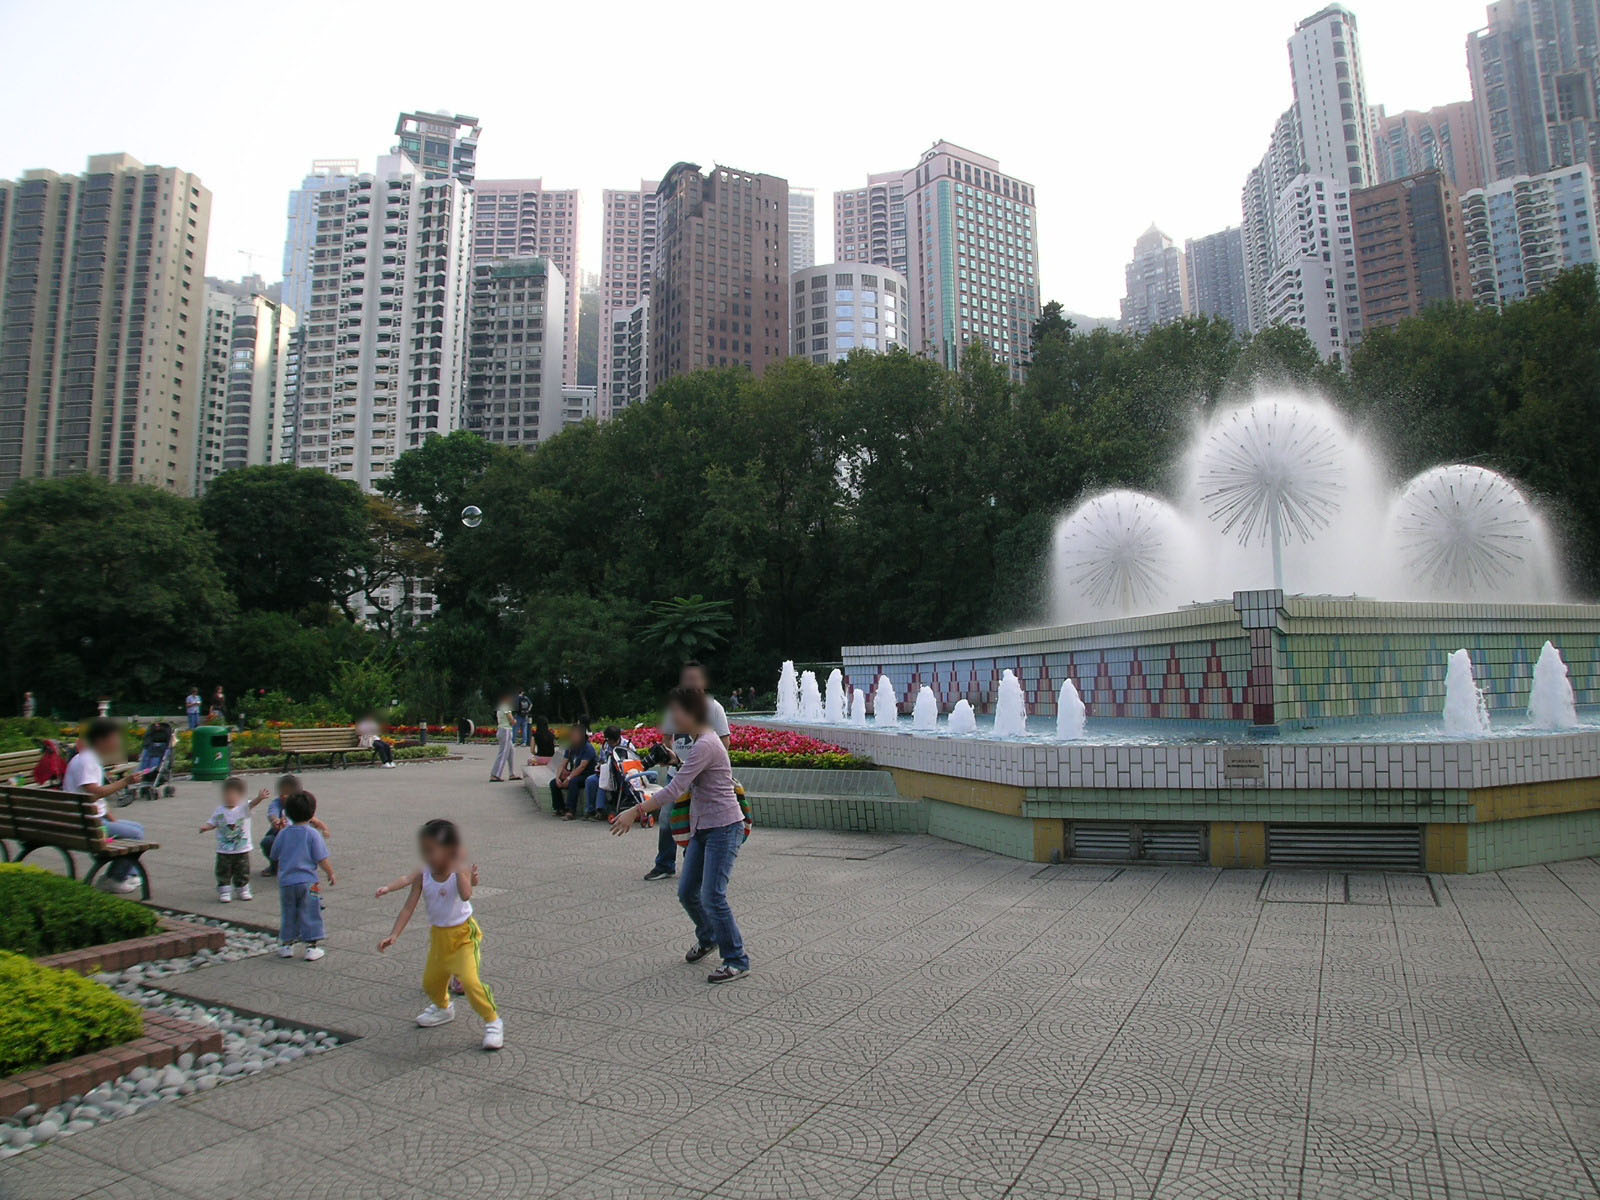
[423, 918, 497, 1021]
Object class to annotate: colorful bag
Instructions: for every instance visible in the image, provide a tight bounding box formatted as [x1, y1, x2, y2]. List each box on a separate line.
[669, 780, 753, 848]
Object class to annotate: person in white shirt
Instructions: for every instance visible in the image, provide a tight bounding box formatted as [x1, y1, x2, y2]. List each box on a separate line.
[62, 718, 146, 893]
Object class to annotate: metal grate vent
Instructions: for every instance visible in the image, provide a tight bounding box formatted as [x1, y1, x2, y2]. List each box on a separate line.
[1266, 824, 1422, 870]
[1069, 822, 1207, 864]
[1071, 823, 1135, 861]
[1140, 825, 1206, 862]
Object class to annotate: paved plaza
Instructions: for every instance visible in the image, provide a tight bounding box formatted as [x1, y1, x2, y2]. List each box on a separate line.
[2, 743, 1598, 1199]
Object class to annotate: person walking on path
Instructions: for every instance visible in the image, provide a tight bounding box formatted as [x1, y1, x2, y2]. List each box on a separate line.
[489, 693, 517, 781]
[644, 661, 730, 882]
[612, 686, 751, 984]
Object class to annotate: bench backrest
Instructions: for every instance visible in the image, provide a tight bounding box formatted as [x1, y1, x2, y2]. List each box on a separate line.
[0, 786, 105, 852]
[280, 727, 361, 751]
[0, 749, 42, 783]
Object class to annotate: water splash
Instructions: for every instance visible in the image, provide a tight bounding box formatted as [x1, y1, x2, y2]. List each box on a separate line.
[1443, 649, 1491, 737]
[798, 671, 824, 723]
[912, 685, 939, 731]
[993, 670, 1027, 737]
[849, 687, 867, 727]
[873, 676, 899, 729]
[1050, 491, 1193, 621]
[1057, 678, 1087, 740]
[824, 670, 847, 724]
[1528, 641, 1579, 729]
[776, 661, 799, 720]
[948, 699, 978, 736]
[1388, 465, 1550, 600]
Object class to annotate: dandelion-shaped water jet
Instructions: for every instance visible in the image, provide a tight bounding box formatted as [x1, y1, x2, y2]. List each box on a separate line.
[1051, 490, 1189, 619]
[1389, 465, 1534, 599]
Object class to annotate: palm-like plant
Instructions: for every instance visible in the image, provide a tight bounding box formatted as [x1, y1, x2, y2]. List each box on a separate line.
[643, 595, 733, 661]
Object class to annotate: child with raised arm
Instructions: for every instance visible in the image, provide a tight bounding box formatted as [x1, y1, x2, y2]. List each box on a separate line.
[199, 777, 271, 902]
[269, 792, 336, 961]
[376, 819, 503, 1050]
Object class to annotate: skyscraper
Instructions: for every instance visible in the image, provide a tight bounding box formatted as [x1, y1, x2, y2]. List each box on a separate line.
[282, 160, 360, 320]
[1468, 1, 1600, 182]
[393, 111, 480, 184]
[293, 155, 474, 490]
[834, 172, 909, 276]
[608, 300, 650, 413]
[1350, 170, 1471, 330]
[648, 162, 790, 389]
[902, 141, 1039, 379]
[1372, 103, 1487, 191]
[196, 277, 297, 489]
[0, 154, 211, 493]
[1184, 227, 1250, 333]
[788, 187, 816, 272]
[1261, 175, 1361, 358]
[1241, 108, 1304, 332]
[1119, 225, 1189, 334]
[1287, 5, 1377, 188]
[1461, 163, 1599, 304]
[472, 180, 581, 386]
[598, 181, 659, 417]
[791, 263, 911, 362]
[465, 258, 565, 448]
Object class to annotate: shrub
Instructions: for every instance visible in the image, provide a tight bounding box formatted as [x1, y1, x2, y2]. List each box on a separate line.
[0, 717, 64, 754]
[0, 865, 162, 957]
[731, 751, 875, 770]
[0, 951, 143, 1075]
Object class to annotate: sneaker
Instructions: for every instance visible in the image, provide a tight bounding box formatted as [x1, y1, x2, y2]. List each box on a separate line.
[304, 946, 325, 962]
[261, 864, 277, 877]
[416, 1002, 456, 1028]
[277, 944, 295, 958]
[102, 876, 140, 894]
[382, 762, 396, 769]
[685, 942, 714, 963]
[482, 1018, 504, 1051]
[217, 886, 233, 903]
[707, 964, 750, 985]
[237, 885, 253, 902]
[643, 866, 675, 882]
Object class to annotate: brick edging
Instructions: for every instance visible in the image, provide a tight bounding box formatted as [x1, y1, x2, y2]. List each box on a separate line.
[0, 1012, 222, 1117]
[35, 918, 226, 977]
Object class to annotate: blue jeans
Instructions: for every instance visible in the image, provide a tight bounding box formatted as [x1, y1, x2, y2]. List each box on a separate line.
[654, 817, 678, 873]
[279, 883, 325, 944]
[186, 712, 200, 730]
[678, 821, 748, 970]
[514, 715, 530, 745]
[103, 818, 144, 881]
[584, 775, 604, 814]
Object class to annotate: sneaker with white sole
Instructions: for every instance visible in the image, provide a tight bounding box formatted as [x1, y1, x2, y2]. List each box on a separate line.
[416, 1002, 456, 1027]
[217, 885, 233, 903]
[482, 1018, 504, 1050]
[707, 964, 750, 984]
[237, 885, 253, 902]
[304, 946, 325, 962]
[685, 942, 714, 963]
[277, 944, 295, 958]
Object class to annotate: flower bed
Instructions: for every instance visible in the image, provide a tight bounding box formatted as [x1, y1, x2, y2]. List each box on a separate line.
[0, 867, 162, 959]
[590, 724, 871, 770]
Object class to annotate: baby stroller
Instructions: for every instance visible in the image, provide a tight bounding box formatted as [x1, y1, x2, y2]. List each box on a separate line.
[124, 721, 177, 806]
[605, 742, 668, 827]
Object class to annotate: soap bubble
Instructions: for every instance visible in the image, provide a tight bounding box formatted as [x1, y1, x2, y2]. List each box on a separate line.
[460, 505, 483, 529]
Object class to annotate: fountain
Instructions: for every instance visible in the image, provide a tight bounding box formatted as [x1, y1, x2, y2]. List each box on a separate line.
[993, 669, 1027, 737]
[775, 661, 799, 720]
[1057, 678, 1087, 740]
[798, 671, 824, 723]
[873, 676, 898, 729]
[1387, 465, 1558, 601]
[1528, 641, 1579, 729]
[848, 687, 867, 726]
[912, 685, 939, 731]
[1050, 491, 1195, 622]
[824, 669, 847, 724]
[1443, 649, 1492, 737]
[948, 699, 977, 735]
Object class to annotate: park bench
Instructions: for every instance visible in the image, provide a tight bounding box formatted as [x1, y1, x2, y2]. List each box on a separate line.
[280, 727, 367, 771]
[0, 749, 42, 785]
[0, 785, 160, 899]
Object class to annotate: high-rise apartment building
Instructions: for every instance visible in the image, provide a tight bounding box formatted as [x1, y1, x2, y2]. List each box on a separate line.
[789, 187, 816, 272]
[393, 111, 480, 185]
[1242, 108, 1304, 332]
[1350, 170, 1471, 331]
[903, 141, 1039, 379]
[562, 385, 597, 427]
[1461, 163, 1599, 304]
[293, 155, 475, 490]
[648, 162, 790, 389]
[196, 277, 296, 489]
[472, 180, 581, 387]
[1468, 1, 1600, 183]
[597, 181, 659, 418]
[1119, 225, 1189, 334]
[465, 257, 565, 448]
[1288, 5, 1377, 188]
[834, 172, 909, 276]
[1372, 103, 1486, 191]
[608, 300, 650, 412]
[0, 154, 211, 493]
[1184, 226, 1250, 333]
[1261, 175, 1361, 358]
[282, 159, 359, 320]
[791, 263, 911, 362]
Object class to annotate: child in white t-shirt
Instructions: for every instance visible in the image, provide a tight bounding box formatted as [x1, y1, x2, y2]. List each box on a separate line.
[200, 777, 270, 902]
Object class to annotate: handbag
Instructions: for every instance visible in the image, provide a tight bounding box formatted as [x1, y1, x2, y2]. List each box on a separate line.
[670, 780, 752, 848]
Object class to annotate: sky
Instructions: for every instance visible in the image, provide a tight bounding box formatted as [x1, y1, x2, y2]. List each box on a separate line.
[0, 0, 1491, 317]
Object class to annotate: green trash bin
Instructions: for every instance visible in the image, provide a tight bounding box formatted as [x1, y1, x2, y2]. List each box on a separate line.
[191, 725, 231, 781]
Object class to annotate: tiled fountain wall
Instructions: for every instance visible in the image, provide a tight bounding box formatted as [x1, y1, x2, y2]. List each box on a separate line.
[842, 591, 1600, 729]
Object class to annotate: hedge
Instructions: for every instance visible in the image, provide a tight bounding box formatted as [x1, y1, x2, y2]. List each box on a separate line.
[0, 951, 144, 1076]
[0, 865, 162, 958]
[227, 743, 451, 772]
[730, 751, 874, 770]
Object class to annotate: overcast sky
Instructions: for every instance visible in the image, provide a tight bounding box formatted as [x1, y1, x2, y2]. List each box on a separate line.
[0, 0, 1490, 317]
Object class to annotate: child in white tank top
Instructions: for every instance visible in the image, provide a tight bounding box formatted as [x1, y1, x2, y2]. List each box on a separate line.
[376, 819, 503, 1050]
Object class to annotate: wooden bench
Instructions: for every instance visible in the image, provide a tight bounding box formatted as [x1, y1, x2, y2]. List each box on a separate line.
[0, 749, 41, 785]
[280, 727, 367, 770]
[0, 786, 160, 899]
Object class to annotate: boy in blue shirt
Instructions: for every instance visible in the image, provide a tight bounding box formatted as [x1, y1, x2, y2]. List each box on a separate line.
[261, 774, 329, 876]
[270, 792, 336, 961]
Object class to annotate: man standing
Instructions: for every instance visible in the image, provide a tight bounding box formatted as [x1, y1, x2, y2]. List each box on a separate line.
[184, 688, 202, 730]
[63, 718, 146, 893]
[644, 661, 731, 881]
[514, 688, 532, 746]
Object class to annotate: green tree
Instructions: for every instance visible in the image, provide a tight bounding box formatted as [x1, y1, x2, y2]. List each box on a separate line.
[642, 595, 734, 661]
